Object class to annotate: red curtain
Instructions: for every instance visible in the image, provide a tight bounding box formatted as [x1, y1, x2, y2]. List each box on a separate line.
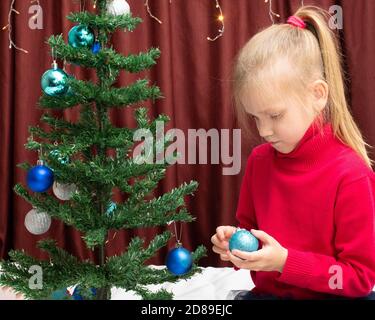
[1, 0, 375, 267]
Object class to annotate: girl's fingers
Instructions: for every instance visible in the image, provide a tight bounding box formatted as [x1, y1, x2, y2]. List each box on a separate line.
[224, 226, 236, 239]
[216, 227, 225, 241]
[227, 251, 246, 268]
[216, 226, 236, 241]
[211, 234, 229, 250]
[250, 229, 275, 244]
[220, 253, 230, 261]
[227, 250, 260, 270]
[231, 249, 263, 262]
[212, 245, 227, 255]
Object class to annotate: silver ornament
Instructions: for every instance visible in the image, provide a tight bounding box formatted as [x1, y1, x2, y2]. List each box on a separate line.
[24, 209, 51, 235]
[107, 0, 130, 16]
[53, 182, 77, 201]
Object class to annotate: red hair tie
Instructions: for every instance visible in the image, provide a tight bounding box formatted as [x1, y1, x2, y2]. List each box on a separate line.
[287, 16, 306, 29]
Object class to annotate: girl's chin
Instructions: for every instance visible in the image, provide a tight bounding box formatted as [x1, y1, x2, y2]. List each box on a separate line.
[272, 142, 287, 153]
[273, 143, 296, 154]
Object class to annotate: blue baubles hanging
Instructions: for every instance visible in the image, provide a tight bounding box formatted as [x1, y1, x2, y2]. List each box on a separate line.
[91, 41, 101, 54]
[71, 286, 97, 300]
[26, 160, 54, 193]
[40, 62, 69, 97]
[106, 202, 117, 216]
[49, 288, 71, 300]
[166, 246, 193, 276]
[229, 228, 259, 253]
[68, 25, 95, 49]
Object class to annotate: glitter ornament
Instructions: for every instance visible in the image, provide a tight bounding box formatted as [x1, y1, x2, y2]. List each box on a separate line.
[68, 25, 95, 49]
[229, 228, 259, 253]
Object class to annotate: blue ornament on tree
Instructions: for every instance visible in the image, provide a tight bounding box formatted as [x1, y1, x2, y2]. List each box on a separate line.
[229, 228, 259, 253]
[27, 161, 54, 193]
[41, 62, 69, 97]
[49, 288, 71, 300]
[72, 286, 97, 300]
[166, 246, 193, 276]
[92, 41, 101, 54]
[106, 202, 117, 216]
[68, 25, 95, 49]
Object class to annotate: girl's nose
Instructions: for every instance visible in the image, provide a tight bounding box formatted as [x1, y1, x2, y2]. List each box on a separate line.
[258, 125, 274, 139]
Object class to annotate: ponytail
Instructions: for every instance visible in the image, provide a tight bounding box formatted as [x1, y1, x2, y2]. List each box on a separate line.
[295, 6, 373, 168]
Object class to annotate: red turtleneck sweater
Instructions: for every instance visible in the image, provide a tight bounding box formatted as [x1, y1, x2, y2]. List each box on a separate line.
[235, 120, 375, 299]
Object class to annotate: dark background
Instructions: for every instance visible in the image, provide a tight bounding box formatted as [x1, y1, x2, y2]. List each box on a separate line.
[1, 0, 374, 267]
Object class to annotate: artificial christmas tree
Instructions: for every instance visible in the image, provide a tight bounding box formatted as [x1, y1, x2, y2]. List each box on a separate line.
[0, 0, 206, 300]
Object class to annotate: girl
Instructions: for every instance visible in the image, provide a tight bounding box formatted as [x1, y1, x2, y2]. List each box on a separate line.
[211, 6, 375, 300]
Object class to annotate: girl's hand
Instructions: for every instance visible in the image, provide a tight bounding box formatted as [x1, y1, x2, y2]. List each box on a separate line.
[211, 226, 237, 261]
[226, 229, 288, 273]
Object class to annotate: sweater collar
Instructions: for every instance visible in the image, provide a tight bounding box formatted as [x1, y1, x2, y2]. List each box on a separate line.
[273, 119, 336, 171]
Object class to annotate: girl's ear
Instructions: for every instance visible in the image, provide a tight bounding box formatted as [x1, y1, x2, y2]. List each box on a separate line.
[311, 80, 329, 112]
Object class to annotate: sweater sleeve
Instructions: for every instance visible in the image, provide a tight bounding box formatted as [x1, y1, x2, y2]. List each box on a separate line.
[235, 152, 258, 231]
[276, 175, 375, 297]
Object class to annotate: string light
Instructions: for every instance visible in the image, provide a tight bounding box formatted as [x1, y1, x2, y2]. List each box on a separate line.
[207, 0, 224, 41]
[3, 0, 299, 52]
[144, 0, 172, 24]
[2, 0, 41, 54]
[264, 0, 280, 24]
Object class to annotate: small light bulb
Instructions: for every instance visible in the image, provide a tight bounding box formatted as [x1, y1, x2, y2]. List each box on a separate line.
[218, 15, 224, 21]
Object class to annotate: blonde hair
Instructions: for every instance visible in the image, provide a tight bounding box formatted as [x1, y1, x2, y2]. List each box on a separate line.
[233, 5, 373, 168]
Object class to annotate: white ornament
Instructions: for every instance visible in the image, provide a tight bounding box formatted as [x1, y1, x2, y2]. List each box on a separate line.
[107, 0, 130, 16]
[24, 209, 51, 235]
[53, 182, 77, 201]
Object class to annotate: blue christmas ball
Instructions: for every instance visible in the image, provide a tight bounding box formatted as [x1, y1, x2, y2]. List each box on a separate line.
[166, 247, 193, 276]
[41, 67, 69, 97]
[229, 229, 259, 253]
[68, 25, 95, 49]
[49, 288, 70, 300]
[72, 286, 97, 300]
[92, 41, 101, 54]
[106, 202, 117, 216]
[27, 165, 54, 193]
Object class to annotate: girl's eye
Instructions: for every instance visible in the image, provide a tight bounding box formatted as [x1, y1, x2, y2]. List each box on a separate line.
[271, 113, 283, 120]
